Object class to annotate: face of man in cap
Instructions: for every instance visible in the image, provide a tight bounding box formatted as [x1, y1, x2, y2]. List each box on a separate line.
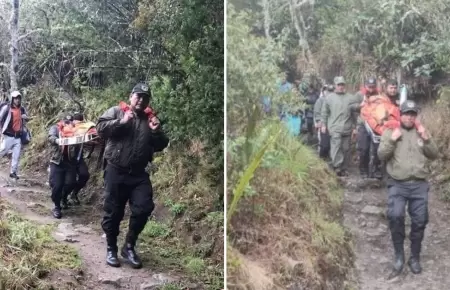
[333, 77, 346, 93]
[129, 84, 150, 112]
[400, 101, 418, 129]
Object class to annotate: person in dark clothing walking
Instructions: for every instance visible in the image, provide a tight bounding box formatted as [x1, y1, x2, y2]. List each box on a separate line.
[96, 83, 169, 269]
[48, 114, 79, 218]
[304, 85, 318, 136]
[378, 100, 438, 278]
[63, 112, 91, 206]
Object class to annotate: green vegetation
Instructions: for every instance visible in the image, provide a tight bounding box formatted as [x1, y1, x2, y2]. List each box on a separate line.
[0, 0, 223, 288]
[0, 200, 81, 289]
[227, 3, 354, 289]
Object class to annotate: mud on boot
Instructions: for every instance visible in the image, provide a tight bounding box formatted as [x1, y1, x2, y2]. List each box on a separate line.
[408, 256, 422, 274]
[52, 206, 62, 219]
[106, 246, 121, 267]
[121, 243, 142, 269]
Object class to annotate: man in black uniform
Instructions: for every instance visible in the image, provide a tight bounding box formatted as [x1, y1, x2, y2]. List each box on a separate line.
[96, 83, 169, 269]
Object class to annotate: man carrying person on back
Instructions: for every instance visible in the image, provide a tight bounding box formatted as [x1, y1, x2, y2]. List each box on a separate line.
[378, 100, 438, 278]
[321, 77, 355, 176]
[0, 90, 29, 180]
[96, 83, 169, 269]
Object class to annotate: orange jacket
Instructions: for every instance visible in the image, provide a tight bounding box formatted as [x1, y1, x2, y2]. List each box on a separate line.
[361, 94, 420, 135]
[360, 94, 401, 135]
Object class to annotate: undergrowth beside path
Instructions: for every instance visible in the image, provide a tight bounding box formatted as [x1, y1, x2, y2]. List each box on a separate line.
[227, 122, 354, 290]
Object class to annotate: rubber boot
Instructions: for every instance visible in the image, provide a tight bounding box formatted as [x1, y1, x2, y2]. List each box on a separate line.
[121, 242, 142, 269]
[52, 206, 62, 219]
[388, 243, 404, 279]
[408, 241, 422, 274]
[106, 246, 121, 267]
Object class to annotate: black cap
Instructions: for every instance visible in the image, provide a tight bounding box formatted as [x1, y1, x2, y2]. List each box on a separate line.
[400, 100, 419, 114]
[365, 77, 377, 85]
[131, 83, 151, 97]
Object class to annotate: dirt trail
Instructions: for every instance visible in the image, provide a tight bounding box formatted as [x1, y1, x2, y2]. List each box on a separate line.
[0, 170, 179, 290]
[343, 168, 450, 290]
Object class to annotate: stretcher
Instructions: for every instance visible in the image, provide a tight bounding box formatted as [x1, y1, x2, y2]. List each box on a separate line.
[57, 121, 100, 146]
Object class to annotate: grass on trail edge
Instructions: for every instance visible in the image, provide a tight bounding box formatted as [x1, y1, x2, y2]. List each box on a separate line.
[0, 200, 81, 290]
[227, 122, 354, 290]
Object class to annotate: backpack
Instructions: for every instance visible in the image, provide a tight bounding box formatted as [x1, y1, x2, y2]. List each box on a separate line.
[21, 125, 31, 145]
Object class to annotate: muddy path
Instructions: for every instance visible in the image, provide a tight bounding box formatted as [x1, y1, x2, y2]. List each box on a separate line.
[0, 169, 180, 290]
[343, 168, 450, 290]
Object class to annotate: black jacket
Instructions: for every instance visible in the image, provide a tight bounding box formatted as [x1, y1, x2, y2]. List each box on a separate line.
[96, 106, 169, 171]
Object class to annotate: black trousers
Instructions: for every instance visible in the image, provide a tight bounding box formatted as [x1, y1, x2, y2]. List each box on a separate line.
[73, 158, 90, 194]
[318, 131, 330, 159]
[357, 125, 381, 174]
[49, 162, 77, 208]
[102, 164, 155, 250]
[387, 179, 429, 257]
[63, 158, 90, 200]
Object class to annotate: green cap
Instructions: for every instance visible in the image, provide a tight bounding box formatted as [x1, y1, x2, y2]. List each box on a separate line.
[334, 76, 345, 85]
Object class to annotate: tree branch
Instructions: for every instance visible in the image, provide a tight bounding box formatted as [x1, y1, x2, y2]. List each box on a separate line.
[17, 28, 44, 42]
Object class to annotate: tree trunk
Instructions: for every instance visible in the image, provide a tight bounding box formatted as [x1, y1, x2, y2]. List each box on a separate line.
[262, 0, 271, 39]
[9, 0, 19, 91]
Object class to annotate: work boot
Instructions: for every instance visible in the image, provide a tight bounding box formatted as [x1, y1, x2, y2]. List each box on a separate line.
[70, 192, 81, 206]
[106, 246, 121, 267]
[388, 244, 405, 279]
[9, 172, 19, 180]
[121, 243, 142, 269]
[408, 256, 422, 274]
[52, 206, 62, 219]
